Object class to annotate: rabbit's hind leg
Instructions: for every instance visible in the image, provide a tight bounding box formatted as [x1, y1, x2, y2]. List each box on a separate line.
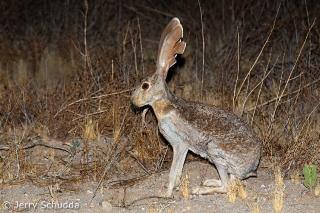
[203, 179, 222, 187]
[192, 164, 228, 195]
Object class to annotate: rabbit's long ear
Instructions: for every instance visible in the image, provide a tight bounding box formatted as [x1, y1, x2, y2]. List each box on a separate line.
[157, 18, 186, 81]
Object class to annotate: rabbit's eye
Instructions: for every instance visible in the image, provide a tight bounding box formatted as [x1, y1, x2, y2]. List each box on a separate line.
[142, 83, 149, 90]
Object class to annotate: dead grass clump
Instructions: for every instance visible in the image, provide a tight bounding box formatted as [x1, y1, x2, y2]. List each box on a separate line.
[272, 185, 285, 213]
[236, 178, 248, 200]
[290, 171, 300, 185]
[180, 173, 190, 198]
[228, 178, 237, 203]
[274, 168, 284, 187]
[48, 183, 60, 203]
[83, 116, 99, 141]
[247, 199, 261, 213]
[272, 168, 285, 212]
[228, 177, 247, 203]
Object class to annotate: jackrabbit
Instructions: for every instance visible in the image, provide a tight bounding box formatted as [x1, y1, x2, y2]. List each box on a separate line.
[131, 17, 261, 197]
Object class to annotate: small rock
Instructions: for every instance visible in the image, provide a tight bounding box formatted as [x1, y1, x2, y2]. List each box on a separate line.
[100, 201, 112, 212]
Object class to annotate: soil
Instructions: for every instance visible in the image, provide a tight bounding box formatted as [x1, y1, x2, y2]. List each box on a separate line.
[0, 160, 319, 213]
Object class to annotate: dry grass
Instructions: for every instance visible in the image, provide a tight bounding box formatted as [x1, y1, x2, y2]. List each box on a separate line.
[48, 183, 60, 203]
[315, 184, 320, 197]
[0, 0, 319, 196]
[272, 185, 285, 213]
[290, 171, 300, 185]
[228, 178, 237, 203]
[228, 177, 248, 203]
[274, 168, 284, 187]
[180, 173, 190, 198]
[247, 199, 261, 213]
[236, 178, 248, 200]
[272, 168, 285, 212]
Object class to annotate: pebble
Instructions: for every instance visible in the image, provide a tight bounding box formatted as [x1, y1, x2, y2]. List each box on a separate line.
[100, 201, 113, 212]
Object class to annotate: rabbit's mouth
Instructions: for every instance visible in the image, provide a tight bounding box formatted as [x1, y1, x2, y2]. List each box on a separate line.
[130, 97, 139, 107]
[131, 96, 145, 108]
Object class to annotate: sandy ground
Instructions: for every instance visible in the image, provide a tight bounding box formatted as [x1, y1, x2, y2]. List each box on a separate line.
[0, 161, 319, 213]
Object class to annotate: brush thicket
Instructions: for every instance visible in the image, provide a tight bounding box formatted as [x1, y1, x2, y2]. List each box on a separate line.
[0, 0, 319, 188]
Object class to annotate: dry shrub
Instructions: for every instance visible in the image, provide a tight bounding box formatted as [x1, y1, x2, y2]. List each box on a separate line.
[0, 0, 319, 190]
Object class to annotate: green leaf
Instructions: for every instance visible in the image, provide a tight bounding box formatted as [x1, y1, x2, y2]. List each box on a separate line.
[302, 164, 317, 189]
